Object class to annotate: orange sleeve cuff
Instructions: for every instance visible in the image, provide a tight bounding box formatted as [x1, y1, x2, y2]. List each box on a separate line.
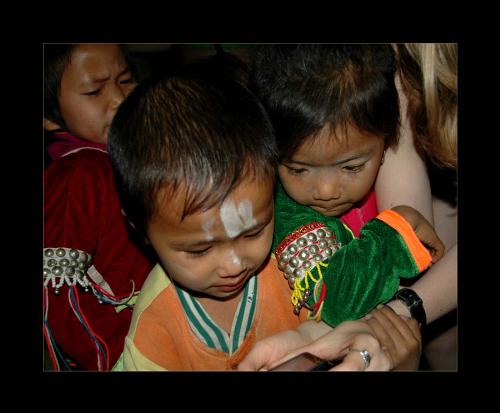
[376, 209, 432, 272]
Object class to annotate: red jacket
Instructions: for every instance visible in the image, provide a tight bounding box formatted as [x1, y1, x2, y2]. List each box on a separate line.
[44, 137, 154, 370]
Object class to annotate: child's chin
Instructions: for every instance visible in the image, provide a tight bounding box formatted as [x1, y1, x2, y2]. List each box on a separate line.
[310, 206, 344, 217]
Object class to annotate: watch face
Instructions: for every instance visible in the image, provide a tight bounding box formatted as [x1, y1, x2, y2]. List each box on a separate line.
[395, 288, 425, 326]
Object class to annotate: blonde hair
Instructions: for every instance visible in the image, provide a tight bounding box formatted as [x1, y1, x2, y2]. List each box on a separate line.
[398, 43, 457, 168]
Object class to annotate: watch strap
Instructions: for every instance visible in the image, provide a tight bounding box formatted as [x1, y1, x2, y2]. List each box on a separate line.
[393, 288, 426, 326]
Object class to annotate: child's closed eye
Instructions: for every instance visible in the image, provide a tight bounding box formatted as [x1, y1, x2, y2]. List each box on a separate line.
[82, 89, 101, 97]
[342, 164, 365, 173]
[244, 227, 265, 239]
[285, 166, 308, 176]
[185, 246, 212, 258]
[119, 77, 135, 85]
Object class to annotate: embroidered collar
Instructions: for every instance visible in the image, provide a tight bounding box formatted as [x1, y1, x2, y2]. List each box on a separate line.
[175, 274, 258, 354]
[47, 131, 107, 160]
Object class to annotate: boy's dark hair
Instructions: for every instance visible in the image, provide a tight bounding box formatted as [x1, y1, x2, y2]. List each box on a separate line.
[43, 44, 136, 130]
[108, 59, 277, 237]
[250, 44, 400, 160]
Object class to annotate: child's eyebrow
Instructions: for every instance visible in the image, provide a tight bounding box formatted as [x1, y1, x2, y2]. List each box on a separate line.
[81, 67, 131, 85]
[285, 147, 376, 167]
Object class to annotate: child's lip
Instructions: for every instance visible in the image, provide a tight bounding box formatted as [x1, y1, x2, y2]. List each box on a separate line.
[216, 276, 247, 290]
[314, 202, 351, 215]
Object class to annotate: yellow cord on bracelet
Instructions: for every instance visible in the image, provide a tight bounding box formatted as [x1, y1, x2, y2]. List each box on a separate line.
[290, 261, 328, 307]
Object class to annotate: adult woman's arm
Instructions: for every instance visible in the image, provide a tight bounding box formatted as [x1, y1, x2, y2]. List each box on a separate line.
[376, 73, 434, 224]
[387, 244, 457, 324]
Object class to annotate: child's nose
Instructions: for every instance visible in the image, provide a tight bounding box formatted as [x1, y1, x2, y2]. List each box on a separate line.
[218, 249, 245, 277]
[312, 174, 341, 201]
[109, 84, 128, 110]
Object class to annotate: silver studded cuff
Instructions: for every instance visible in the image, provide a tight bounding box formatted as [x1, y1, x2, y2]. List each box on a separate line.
[275, 222, 341, 287]
[43, 247, 93, 293]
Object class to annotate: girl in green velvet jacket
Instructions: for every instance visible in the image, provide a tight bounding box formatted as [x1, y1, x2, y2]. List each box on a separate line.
[252, 44, 444, 328]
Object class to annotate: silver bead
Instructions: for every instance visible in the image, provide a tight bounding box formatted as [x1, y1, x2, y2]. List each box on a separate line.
[303, 288, 311, 299]
[78, 262, 87, 270]
[297, 237, 308, 248]
[318, 239, 328, 249]
[47, 259, 57, 267]
[288, 275, 296, 285]
[69, 249, 79, 259]
[60, 259, 69, 267]
[317, 228, 326, 238]
[289, 257, 300, 268]
[287, 245, 298, 255]
[285, 266, 294, 276]
[44, 249, 54, 257]
[314, 254, 323, 262]
[298, 250, 309, 261]
[70, 259, 77, 267]
[75, 270, 84, 279]
[293, 304, 302, 315]
[324, 248, 333, 257]
[54, 288, 60, 295]
[325, 229, 333, 237]
[65, 267, 75, 275]
[56, 248, 66, 257]
[293, 268, 304, 279]
[303, 261, 312, 270]
[309, 244, 319, 254]
[43, 268, 50, 277]
[306, 233, 317, 242]
[279, 253, 290, 263]
[52, 266, 63, 276]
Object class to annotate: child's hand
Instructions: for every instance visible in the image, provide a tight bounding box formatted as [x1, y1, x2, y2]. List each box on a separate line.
[364, 304, 422, 371]
[391, 205, 445, 263]
[237, 329, 313, 371]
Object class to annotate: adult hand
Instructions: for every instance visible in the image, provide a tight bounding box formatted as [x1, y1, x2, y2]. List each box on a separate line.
[292, 320, 393, 371]
[237, 328, 314, 371]
[391, 205, 445, 262]
[252, 320, 392, 371]
[364, 304, 422, 370]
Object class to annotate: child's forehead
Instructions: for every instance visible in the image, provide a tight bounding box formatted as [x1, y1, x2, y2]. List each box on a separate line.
[300, 123, 382, 155]
[154, 176, 275, 225]
[67, 44, 126, 75]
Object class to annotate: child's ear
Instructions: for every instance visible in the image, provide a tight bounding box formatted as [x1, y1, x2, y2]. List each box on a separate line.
[44, 117, 63, 131]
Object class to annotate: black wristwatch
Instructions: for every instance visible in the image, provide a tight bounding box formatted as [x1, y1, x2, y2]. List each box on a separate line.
[392, 288, 426, 327]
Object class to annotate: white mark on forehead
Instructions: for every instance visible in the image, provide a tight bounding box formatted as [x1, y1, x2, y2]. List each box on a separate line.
[229, 249, 241, 267]
[202, 218, 215, 241]
[220, 199, 257, 239]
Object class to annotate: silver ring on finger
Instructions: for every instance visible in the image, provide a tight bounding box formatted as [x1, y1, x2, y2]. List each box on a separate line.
[349, 348, 371, 369]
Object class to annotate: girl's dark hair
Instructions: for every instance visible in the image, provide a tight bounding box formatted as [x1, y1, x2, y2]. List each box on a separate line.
[108, 58, 277, 237]
[43, 44, 77, 129]
[250, 44, 400, 160]
[43, 44, 136, 130]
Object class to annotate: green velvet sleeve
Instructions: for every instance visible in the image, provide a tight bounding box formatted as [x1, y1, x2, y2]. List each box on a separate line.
[318, 218, 420, 327]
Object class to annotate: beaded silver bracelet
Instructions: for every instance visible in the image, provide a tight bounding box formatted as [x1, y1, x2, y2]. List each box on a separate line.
[43, 247, 93, 294]
[275, 222, 341, 315]
[275, 222, 341, 289]
[275, 222, 341, 288]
